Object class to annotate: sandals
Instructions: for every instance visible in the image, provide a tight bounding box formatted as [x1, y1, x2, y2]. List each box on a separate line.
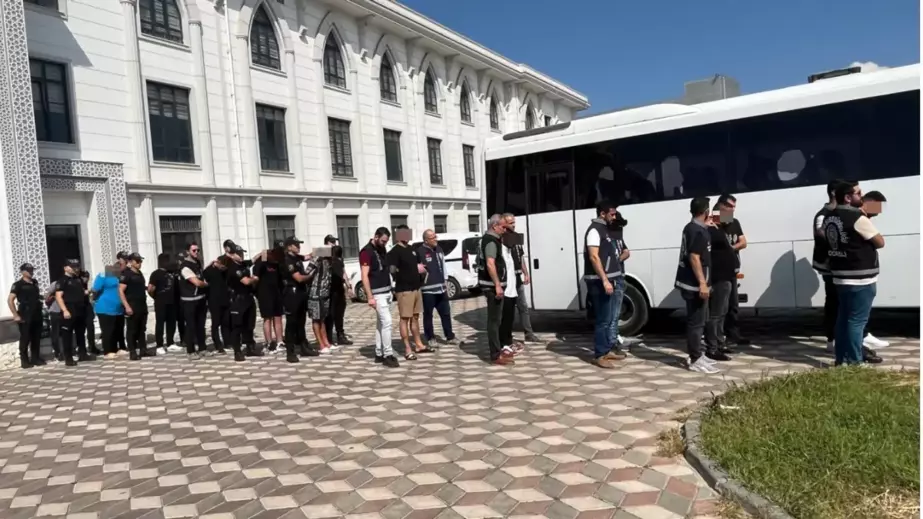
[404, 352, 418, 361]
[415, 347, 436, 354]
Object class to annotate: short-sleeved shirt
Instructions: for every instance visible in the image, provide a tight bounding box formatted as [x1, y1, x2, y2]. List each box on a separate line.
[387, 243, 422, 293]
[674, 219, 711, 292]
[610, 227, 629, 270]
[708, 227, 737, 283]
[483, 231, 500, 261]
[10, 278, 41, 315]
[834, 214, 880, 286]
[720, 218, 744, 265]
[254, 260, 282, 299]
[283, 253, 308, 292]
[56, 274, 87, 307]
[227, 261, 253, 297]
[120, 268, 147, 306]
[147, 268, 175, 304]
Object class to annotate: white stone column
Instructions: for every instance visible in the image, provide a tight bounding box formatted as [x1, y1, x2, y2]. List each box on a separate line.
[250, 196, 265, 251]
[506, 82, 522, 133]
[190, 18, 216, 187]
[204, 196, 220, 260]
[285, 50, 306, 190]
[314, 56, 333, 191]
[296, 197, 309, 240]
[120, 0, 151, 183]
[380, 200, 391, 231]
[370, 67, 384, 185]
[136, 194, 158, 263]
[233, 35, 260, 188]
[358, 199, 370, 240]
[350, 69, 367, 191]
[325, 198, 336, 241]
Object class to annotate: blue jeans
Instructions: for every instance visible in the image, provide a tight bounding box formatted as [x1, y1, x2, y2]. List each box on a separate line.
[422, 292, 455, 341]
[586, 280, 616, 359]
[834, 283, 876, 365]
[608, 277, 625, 345]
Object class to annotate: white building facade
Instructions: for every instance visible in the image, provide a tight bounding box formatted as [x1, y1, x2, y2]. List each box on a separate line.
[0, 0, 587, 320]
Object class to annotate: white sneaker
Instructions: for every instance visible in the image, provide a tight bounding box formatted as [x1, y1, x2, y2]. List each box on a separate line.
[166, 345, 184, 353]
[689, 357, 720, 374]
[826, 340, 835, 353]
[863, 333, 889, 349]
[329, 344, 341, 351]
[156, 347, 167, 355]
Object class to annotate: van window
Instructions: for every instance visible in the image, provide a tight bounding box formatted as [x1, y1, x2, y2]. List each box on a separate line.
[463, 237, 480, 255]
[411, 240, 459, 256]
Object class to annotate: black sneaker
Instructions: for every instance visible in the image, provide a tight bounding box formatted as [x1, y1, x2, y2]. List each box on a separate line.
[525, 333, 540, 343]
[374, 355, 384, 364]
[705, 350, 732, 362]
[729, 337, 751, 346]
[337, 336, 354, 346]
[215, 347, 227, 355]
[267, 341, 278, 352]
[718, 345, 737, 355]
[31, 357, 46, 367]
[863, 346, 883, 364]
[383, 355, 400, 368]
[20, 358, 32, 369]
[234, 350, 246, 362]
[65, 358, 78, 367]
[129, 351, 140, 361]
[299, 343, 319, 357]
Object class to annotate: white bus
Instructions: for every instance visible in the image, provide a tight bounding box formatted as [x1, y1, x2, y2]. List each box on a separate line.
[483, 64, 920, 335]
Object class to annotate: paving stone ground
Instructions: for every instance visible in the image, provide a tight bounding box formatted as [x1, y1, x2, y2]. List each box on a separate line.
[0, 296, 918, 519]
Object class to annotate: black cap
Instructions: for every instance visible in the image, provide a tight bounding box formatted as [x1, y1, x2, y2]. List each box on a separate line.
[223, 239, 236, 249]
[274, 240, 284, 249]
[284, 236, 303, 246]
[324, 234, 338, 245]
[116, 251, 128, 260]
[19, 263, 34, 273]
[65, 258, 81, 268]
[128, 252, 144, 262]
[229, 244, 247, 255]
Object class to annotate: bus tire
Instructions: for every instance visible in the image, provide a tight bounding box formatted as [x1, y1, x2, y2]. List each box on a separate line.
[446, 278, 462, 300]
[354, 282, 368, 303]
[619, 282, 649, 337]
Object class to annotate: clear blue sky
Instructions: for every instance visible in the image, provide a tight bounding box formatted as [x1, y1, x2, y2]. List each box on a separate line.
[400, 0, 920, 115]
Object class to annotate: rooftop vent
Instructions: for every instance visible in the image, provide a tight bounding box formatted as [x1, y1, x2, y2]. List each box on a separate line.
[808, 66, 862, 83]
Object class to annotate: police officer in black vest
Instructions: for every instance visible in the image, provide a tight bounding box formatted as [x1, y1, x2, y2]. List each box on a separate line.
[55, 258, 93, 366]
[583, 202, 625, 369]
[282, 236, 316, 362]
[8, 263, 44, 368]
[418, 229, 458, 346]
[822, 182, 885, 366]
[476, 214, 512, 365]
[179, 243, 209, 360]
[119, 253, 150, 360]
[226, 244, 260, 361]
[812, 179, 841, 351]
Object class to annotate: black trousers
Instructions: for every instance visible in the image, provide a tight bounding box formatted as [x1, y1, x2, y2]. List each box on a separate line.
[500, 296, 517, 346]
[126, 305, 148, 355]
[18, 311, 43, 362]
[182, 298, 208, 354]
[208, 300, 229, 349]
[724, 281, 742, 341]
[283, 290, 307, 346]
[175, 301, 186, 344]
[324, 290, 346, 339]
[115, 314, 126, 351]
[154, 301, 178, 348]
[229, 301, 256, 353]
[705, 281, 733, 349]
[485, 295, 503, 361]
[98, 314, 119, 354]
[60, 306, 87, 362]
[85, 305, 97, 353]
[49, 312, 62, 360]
[682, 291, 708, 362]
[823, 276, 869, 341]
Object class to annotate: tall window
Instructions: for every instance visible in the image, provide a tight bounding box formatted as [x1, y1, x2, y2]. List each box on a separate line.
[544, 115, 552, 127]
[159, 216, 201, 259]
[256, 104, 288, 171]
[383, 129, 403, 182]
[266, 215, 295, 247]
[323, 33, 347, 88]
[459, 82, 472, 123]
[390, 215, 407, 233]
[489, 96, 499, 131]
[434, 215, 448, 234]
[147, 82, 194, 163]
[468, 215, 479, 232]
[463, 145, 476, 187]
[380, 53, 398, 102]
[139, 0, 183, 43]
[336, 216, 360, 258]
[250, 5, 280, 70]
[423, 69, 438, 114]
[427, 138, 443, 185]
[328, 118, 353, 177]
[30, 59, 72, 144]
[525, 104, 535, 130]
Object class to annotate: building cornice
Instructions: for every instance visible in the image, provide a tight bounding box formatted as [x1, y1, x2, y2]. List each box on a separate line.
[344, 0, 589, 111]
[125, 183, 482, 205]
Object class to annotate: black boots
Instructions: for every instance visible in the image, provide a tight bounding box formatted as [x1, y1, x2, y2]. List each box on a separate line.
[245, 343, 264, 357]
[233, 346, 246, 362]
[286, 343, 299, 363]
[299, 342, 319, 357]
[335, 334, 353, 346]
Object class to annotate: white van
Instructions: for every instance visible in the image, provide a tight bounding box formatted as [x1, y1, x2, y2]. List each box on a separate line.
[349, 233, 481, 302]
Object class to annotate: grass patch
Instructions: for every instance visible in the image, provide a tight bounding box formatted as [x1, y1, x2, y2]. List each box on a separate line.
[699, 367, 919, 519]
[655, 427, 684, 457]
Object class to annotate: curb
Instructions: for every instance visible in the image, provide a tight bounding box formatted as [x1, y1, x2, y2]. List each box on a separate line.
[683, 409, 796, 519]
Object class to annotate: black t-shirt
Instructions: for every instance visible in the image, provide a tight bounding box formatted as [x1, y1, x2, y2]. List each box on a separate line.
[387, 243, 422, 292]
[10, 278, 41, 315]
[227, 261, 254, 300]
[56, 274, 86, 307]
[708, 227, 737, 283]
[120, 268, 147, 305]
[203, 264, 229, 302]
[329, 258, 346, 294]
[147, 268, 175, 304]
[674, 219, 711, 292]
[720, 218, 744, 266]
[254, 260, 282, 299]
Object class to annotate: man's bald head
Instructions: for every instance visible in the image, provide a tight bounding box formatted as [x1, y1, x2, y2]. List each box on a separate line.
[423, 229, 437, 246]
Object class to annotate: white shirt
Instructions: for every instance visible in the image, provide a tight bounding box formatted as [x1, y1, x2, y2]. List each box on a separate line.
[585, 228, 601, 248]
[502, 245, 517, 298]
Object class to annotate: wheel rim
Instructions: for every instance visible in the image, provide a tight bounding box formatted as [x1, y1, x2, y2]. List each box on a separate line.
[447, 282, 456, 298]
[619, 297, 634, 326]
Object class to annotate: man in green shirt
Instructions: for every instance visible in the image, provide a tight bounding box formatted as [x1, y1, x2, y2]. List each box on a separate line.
[476, 214, 512, 365]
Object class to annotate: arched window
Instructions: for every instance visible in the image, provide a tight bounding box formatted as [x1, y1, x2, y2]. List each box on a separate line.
[459, 82, 472, 123]
[139, 0, 183, 43]
[324, 32, 347, 89]
[379, 53, 397, 102]
[423, 69, 438, 114]
[525, 103, 535, 130]
[250, 5, 280, 70]
[489, 95, 499, 131]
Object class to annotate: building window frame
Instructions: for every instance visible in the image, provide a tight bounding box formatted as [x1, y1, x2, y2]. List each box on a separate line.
[250, 5, 281, 70]
[489, 95, 500, 131]
[328, 117, 353, 178]
[459, 82, 472, 123]
[468, 214, 479, 232]
[139, 0, 183, 44]
[433, 215, 448, 234]
[427, 137, 443, 185]
[462, 144, 476, 188]
[255, 103, 289, 172]
[379, 53, 398, 102]
[30, 58, 74, 144]
[323, 33, 347, 89]
[383, 129, 403, 182]
[390, 215, 408, 234]
[336, 215, 360, 259]
[158, 215, 202, 260]
[423, 69, 438, 114]
[146, 81, 195, 164]
[266, 215, 295, 247]
[525, 104, 536, 130]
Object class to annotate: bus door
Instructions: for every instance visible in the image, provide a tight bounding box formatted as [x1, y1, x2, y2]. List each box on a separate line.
[524, 162, 581, 311]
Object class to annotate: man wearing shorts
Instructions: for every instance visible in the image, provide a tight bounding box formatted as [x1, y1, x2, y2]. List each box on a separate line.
[387, 225, 431, 361]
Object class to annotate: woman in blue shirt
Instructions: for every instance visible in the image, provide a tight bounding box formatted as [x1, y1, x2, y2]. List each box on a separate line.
[92, 265, 124, 359]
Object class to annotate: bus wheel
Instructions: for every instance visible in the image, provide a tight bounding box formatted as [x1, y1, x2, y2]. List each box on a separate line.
[446, 278, 461, 300]
[354, 282, 368, 303]
[619, 282, 649, 337]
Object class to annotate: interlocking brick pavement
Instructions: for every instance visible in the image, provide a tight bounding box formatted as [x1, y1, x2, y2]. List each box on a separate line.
[0, 297, 917, 519]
